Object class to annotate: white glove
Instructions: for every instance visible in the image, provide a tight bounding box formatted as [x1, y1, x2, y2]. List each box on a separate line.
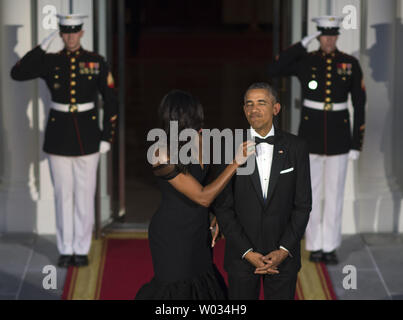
[40, 30, 59, 51]
[349, 150, 360, 161]
[99, 141, 111, 154]
[301, 31, 322, 48]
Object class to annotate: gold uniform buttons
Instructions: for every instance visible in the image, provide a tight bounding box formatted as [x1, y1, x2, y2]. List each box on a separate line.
[71, 89, 76, 95]
[326, 89, 331, 94]
[325, 97, 331, 102]
[71, 73, 76, 78]
[54, 75, 59, 79]
[304, 116, 309, 120]
[71, 81, 76, 86]
[71, 65, 76, 70]
[71, 58, 76, 63]
[88, 76, 92, 80]
[327, 66, 332, 71]
[327, 59, 332, 64]
[326, 81, 332, 86]
[69, 105, 78, 112]
[327, 73, 332, 78]
[312, 74, 316, 79]
[71, 97, 76, 103]
[92, 116, 96, 120]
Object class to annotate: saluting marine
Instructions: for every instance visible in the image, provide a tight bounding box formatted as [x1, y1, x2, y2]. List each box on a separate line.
[10, 14, 118, 267]
[268, 16, 366, 264]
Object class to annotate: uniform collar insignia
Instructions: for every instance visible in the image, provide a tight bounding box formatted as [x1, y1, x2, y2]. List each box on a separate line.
[63, 46, 83, 56]
[318, 48, 339, 58]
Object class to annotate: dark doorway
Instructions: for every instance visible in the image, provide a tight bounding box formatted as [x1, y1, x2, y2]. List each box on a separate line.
[109, 0, 292, 227]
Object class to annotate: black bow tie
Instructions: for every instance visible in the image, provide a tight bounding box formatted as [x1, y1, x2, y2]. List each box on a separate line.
[255, 136, 275, 145]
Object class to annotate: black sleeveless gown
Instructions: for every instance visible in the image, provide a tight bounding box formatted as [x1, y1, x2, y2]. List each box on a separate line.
[135, 163, 227, 300]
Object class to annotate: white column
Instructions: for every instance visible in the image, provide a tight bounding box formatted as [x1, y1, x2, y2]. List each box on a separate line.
[357, 0, 403, 233]
[95, 0, 112, 227]
[0, 0, 38, 232]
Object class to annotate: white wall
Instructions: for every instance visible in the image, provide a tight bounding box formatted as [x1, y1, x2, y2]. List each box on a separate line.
[0, 0, 37, 232]
[393, 0, 403, 232]
[356, 0, 403, 233]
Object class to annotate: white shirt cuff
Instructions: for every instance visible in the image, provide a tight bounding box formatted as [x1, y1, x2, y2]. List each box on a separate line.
[242, 248, 253, 259]
[280, 246, 292, 258]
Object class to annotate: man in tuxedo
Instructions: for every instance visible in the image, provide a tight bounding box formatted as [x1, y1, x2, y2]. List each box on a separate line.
[213, 82, 312, 300]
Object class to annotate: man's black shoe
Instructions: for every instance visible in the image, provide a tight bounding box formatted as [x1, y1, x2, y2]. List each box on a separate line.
[322, 251, 339, 265]
[309, 250, 323, 263]
[58, 255, 73, 268]
[73, 255, 89, 267]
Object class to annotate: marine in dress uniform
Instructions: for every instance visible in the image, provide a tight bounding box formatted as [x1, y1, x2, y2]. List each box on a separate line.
[10, 14, 118, 267]
[268, 16, 366, 264]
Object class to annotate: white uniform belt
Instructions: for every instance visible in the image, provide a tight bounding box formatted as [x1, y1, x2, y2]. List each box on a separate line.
[51, 102, 94, 112]
[303, 99, 348, 111]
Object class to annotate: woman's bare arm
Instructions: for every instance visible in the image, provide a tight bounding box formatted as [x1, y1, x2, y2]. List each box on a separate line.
[169, 161, 239, 207]
[155, 140, 255, 208]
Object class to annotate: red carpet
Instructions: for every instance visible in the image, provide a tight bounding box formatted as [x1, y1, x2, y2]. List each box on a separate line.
[62, 234, 336, 300]
[100, 238, 154, 299]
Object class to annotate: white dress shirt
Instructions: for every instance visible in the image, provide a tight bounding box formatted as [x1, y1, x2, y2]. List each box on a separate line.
[251, 126, 275, 201]
[241, 126, 290, 259]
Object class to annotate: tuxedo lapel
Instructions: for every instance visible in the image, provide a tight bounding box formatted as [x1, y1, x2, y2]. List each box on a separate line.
[249, 156, 265, 206]
[241, 129, 266, 207]
[264, 130, 286, 208]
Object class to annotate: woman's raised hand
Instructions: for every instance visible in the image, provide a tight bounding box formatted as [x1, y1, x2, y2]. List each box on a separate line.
[235, 140, 256, 166]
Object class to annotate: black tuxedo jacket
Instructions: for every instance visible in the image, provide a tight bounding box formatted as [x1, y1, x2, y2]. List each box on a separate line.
[212, 128, 312, 274]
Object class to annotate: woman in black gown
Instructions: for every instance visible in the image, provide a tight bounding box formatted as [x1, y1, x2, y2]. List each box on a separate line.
[135, 90, 254, 300]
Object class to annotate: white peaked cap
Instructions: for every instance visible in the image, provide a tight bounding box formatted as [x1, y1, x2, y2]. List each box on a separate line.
[312, 16, 344, 28]
[56, 13, 88, 26]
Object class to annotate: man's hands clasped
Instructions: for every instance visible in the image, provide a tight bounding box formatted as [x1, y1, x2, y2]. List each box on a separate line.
[245, 249, 289, 275]
[208, 218, 288, 274]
